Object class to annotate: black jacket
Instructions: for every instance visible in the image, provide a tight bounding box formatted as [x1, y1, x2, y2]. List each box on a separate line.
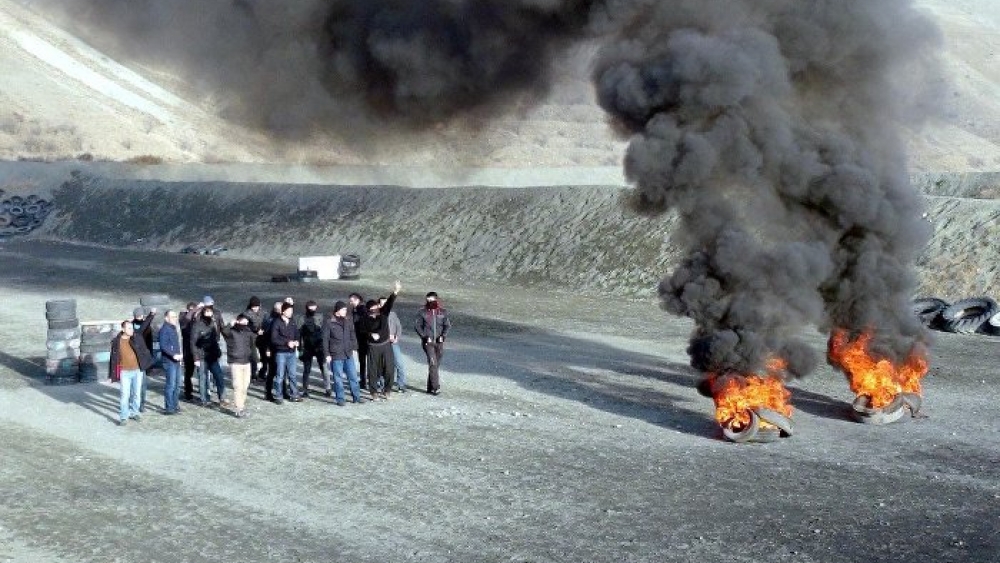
[322, 315, 357, 360]
[221, 324, 257, 364]
[270, 316, 300, 353]
[356, 293, 396, 345]
[108, 312, 156, 378]
[299, 311, 324, 353]
[189, 314, 223, 362]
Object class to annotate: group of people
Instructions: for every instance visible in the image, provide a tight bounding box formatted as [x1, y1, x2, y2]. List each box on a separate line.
[109, 282, 452, 425]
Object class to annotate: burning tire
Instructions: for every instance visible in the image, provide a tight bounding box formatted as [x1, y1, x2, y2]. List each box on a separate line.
[851, 392, 921, 424]
[721, 410, 782, 443]
[911, 297, 949, 329]
[941, 297, 998, 334]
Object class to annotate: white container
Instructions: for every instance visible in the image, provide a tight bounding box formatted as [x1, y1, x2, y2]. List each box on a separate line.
[298, 255, 341, 280]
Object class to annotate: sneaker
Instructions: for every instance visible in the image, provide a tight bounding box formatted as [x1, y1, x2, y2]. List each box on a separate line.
[324, 389, 333, 398]
[301, 390, 310, 398]
[117, 419, 127, 426]
[129, 414, 141, 422]
[397, 387, 407, 394]
[429, 389, 440, 396]
[289, 396, 303, 403]
[271, 398, 284, 405]
[336, 400, 346, 407]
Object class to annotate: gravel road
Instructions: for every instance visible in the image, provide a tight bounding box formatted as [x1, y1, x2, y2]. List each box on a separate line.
[0, 240, 997, 563]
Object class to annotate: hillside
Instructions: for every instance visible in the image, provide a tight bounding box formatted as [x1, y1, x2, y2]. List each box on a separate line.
[0, 0, 998, 172]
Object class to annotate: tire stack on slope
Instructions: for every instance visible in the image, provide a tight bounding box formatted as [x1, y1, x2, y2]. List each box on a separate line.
[45, 299, 80, 385]
[0, 195, 54, 237]
[79, 321, 119, 382]
[139, 294, 171, 368]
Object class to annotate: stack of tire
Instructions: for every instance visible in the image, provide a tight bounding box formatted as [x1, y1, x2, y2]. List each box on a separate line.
[140, 294, 171, 368]
[0, 195, 54, 237]
[911, 296, 1000, 335]
[79, 321, 118, 382]
[45, 299, 80, 385]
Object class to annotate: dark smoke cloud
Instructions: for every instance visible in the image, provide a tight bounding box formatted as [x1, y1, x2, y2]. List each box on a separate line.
[594, 0, 942, 377]
[28, 0, 597, 134]
[28, 0, 943, 380]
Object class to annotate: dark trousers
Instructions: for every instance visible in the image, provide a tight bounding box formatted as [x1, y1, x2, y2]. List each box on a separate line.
[183, 355, 195, 400]
[423, 341, 445, 393]
[255, 339, 269, 378]
[367, 342, 395, 394]
[357, 341, 369, 389]
[301, 349, 329, 392]
[264, 349, 285, 400]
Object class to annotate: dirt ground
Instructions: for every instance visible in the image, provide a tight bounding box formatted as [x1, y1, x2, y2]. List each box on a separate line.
[0, 239, 996, 563]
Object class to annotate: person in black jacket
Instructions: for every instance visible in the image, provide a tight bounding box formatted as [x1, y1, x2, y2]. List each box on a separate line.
[269, 302, 301, 403]
[349, 292, 368, 389]
[221, 314, 257, 418]
[356, 281, 401, 400]
[299, 300, 329, 398]
[131, 307, 155, 413]
[243, 296, 265, 382]
[179, 301, 199, 401]
[415, 291, 451, 396]
[109, 313, 155, 425]
[263, 301, 283, 401]
[189, 304, 226, 407]
[322, 301, 362, 405]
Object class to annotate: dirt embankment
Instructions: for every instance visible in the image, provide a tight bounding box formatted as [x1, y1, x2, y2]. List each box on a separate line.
[3, 163, 1000, 300]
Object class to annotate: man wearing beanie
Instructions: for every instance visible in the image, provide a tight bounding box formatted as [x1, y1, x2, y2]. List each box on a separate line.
[415, 291, 451, 396]
[323, 300, 363, 405]
[221, 314, 257, 418]
[243, 296, 265, 382]
[269, 301, 302, 403]
[356, 281, 402, 400]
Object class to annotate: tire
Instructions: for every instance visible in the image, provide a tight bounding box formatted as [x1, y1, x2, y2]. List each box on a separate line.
[25, 195, 39, 204]
[941, 297, 999, 334]
[47, 328, 81, 341]
[45, 309, 77, 321]
[0, 215, 9, 227]
[46, 338, 82, 351]
[45, 299, 77, 313]
[140, 294, 171, 306]
[911, 297, 949, 329]
[47, 319, 79, 330]
[0, 200, 10, 213]
[25, 204, 41, 215]
[272, 275, 291, 283]
[10, 214, 29, 227]
[9, 196, 23, 206]
[47, 347, 79, 360]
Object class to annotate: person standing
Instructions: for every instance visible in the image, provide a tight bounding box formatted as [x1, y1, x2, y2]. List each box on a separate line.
[243, 296, 265, 382]
[158, 309, 184, 415]
[415, 291, 451, 396]
[132, 307, 155, 412]
[189, 303, 226, 406]
[299, 300, 329, 398]
[180, 301, 199, 402]
[270, 302, 302, 403]
[357, 281, 401, 400]
[109, 317, 155, 425]
[348, 292, 368, 389]
[263, 301, 282, 401]
[323, 301, 363, 405]
[380, 295, 407, 393]
[221, 314, 257, 418]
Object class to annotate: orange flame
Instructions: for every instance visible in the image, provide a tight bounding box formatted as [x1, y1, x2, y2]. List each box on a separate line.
[711, 358, 793, 429]
[828, 328, 928, 409]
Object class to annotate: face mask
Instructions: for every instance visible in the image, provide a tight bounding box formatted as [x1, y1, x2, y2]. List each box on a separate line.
[427, 300, 439, 310]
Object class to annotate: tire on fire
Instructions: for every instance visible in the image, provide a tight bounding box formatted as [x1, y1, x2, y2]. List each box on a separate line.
[940, 297, 999, 334]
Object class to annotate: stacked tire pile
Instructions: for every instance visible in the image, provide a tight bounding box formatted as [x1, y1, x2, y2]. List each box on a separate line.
[45, 299, 80, 385]
[912, 297, 1000, 335]
[79, 321, 118, 382]
[0, 194, 54, 237]
[140, 294, 171, 368]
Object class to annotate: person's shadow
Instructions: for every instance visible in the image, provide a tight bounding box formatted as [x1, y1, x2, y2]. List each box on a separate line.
[0, 350, 123, 424]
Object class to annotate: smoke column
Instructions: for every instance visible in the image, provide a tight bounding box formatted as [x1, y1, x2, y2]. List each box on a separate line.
[592, 0, 942, 380]
[29, 0, 943, 379]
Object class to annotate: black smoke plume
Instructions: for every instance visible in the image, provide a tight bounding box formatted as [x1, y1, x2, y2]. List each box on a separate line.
[29, 0, 943, 381]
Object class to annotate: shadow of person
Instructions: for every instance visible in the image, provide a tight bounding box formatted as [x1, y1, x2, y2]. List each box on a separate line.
[0, 350, 121, 423]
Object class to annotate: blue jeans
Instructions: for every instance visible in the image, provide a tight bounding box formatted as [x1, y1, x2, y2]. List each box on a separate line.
[119, 369, 143, 421]
[274, 352, 300, 400]
[162, 360, 181, 413]
[391, 342, 407, 389]
[197, 360, 225, 404]
[330, 357, 362, 403]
